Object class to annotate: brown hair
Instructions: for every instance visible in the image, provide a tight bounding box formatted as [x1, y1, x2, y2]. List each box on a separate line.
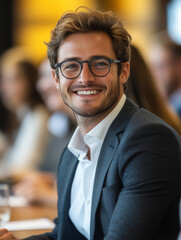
[46, 7, 131, 69]
[127, 45, 181, 135]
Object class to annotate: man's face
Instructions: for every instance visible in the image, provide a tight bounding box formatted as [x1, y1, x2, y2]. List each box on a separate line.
[53, 32, 129, 118]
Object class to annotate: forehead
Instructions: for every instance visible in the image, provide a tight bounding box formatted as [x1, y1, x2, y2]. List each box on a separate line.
[57, 32, 116, 61]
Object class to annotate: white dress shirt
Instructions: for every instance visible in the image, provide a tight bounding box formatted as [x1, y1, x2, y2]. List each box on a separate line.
[0, 105, 49, 178]
[68, 94, 126, 239]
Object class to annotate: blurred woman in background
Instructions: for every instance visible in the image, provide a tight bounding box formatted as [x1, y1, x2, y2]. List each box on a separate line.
[0, 48, 49, 181]
[126, 45, 181, 135]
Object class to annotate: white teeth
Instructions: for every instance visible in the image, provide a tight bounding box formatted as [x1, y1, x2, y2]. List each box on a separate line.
[77, 90, 99, 95]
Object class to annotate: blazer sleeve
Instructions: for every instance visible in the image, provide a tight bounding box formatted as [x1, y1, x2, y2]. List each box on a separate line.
[104, 123, 181, 240]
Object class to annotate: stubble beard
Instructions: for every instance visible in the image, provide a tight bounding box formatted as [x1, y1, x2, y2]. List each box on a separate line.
[60, 79, 121, 118]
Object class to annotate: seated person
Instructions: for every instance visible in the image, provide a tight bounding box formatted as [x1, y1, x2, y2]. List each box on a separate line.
[127, 45, 181, 135]
[0, 49, 49, 181]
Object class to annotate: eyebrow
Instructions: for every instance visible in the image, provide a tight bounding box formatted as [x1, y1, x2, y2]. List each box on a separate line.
[59, 55, 115, 62]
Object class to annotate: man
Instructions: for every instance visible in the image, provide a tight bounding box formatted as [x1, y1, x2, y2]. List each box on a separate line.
[0, 7, 181, 240]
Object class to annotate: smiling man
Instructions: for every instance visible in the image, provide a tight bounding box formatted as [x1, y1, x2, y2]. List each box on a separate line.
[1, 7, 181, 240]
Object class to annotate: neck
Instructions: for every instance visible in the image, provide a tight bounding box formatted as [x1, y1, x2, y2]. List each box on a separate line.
[75, 104, 116, 136]
[76, 116, 101, 136]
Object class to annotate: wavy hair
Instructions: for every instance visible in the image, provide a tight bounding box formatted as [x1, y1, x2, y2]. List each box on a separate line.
[46, 7, 131, 70]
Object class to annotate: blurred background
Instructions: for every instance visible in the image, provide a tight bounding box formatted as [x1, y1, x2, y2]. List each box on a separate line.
[0, 0, 181, 65]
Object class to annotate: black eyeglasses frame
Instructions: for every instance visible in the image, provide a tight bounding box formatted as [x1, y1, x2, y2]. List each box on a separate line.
[54, 57, 126, 79]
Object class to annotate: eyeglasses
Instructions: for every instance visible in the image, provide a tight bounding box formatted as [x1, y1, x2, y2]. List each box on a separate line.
[55, 57, 125, 79]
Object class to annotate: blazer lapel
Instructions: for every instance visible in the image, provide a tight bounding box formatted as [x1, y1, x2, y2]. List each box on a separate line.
[90, 98, 138, 240]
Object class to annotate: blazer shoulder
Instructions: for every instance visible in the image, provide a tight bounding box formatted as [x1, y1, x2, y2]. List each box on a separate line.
[124, 107, 181, 150]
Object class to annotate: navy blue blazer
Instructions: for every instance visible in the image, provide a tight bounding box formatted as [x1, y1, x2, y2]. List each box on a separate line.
[25, 98, 181, 240]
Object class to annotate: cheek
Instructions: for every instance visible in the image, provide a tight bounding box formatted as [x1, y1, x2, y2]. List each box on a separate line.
[104, 71, 119, 88]
[59, 78, 71, 93]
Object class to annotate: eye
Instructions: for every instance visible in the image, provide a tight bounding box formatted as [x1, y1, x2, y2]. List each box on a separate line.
[65, 64, 78, 69]
[92, 59, 109, 69]
[62, 61, 80, 72]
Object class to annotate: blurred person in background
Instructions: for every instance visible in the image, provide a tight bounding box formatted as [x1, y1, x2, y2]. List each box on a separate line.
[13, 58, 76, 206]
[0, 48, 49, 181]
[166, 43, 181, 117]
[127, 45, 181, 135]
[149, 32, 181, 118]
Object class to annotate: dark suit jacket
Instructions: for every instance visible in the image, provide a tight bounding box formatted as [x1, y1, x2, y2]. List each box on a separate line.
[25, 98, 181, 240]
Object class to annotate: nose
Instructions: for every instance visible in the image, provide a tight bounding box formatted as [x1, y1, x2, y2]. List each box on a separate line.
[78, 62, 95, 84]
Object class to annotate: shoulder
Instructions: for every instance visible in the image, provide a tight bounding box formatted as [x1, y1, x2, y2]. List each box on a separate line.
[109, 99, 181, 152]
[119, 108, 181, 158]
[128, 107, 179, 137]
[117, 109, 181, 191]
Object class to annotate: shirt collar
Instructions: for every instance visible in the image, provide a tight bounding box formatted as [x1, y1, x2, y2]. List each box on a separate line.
[86, 94, 126, 141]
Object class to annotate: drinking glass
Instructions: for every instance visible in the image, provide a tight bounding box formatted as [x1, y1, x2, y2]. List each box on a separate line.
[0, 184, 11, 227]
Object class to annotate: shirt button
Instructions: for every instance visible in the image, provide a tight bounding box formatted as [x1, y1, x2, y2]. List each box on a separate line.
[87, 199, 90, 205]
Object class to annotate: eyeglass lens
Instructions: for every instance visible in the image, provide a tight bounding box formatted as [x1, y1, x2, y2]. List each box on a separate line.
[61, 58, 110, 78]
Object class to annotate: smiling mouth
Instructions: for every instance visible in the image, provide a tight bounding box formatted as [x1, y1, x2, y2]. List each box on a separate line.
[76, 90, 101, 95]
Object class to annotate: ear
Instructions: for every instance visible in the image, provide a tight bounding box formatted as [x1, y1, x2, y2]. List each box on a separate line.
[52, 70, 60, 90]
[119, 62, 130, 84]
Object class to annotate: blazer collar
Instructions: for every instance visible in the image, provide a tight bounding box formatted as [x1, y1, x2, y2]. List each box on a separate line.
[90, 98, 139, 239]
[109, 97, 139, 134]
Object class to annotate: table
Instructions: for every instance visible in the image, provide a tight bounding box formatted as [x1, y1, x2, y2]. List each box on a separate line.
[10, 204, 57, 239]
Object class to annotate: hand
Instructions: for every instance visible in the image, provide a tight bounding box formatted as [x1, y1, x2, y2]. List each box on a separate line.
[0, 228, 19, 240]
